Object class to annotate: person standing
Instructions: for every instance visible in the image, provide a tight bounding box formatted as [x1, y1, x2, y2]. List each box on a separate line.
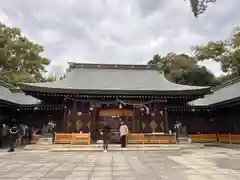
[119, 121, 129, 148]
[101, 121, 111, 152]
[19, 124, 25, 146]
[8, 124, 19, 152]
[28, 127, 33, 143]
[0, 124, 3, 148]
[52, 125, 56, 144]
[23, 125, 30, 146]
[2, 124, 9, 148]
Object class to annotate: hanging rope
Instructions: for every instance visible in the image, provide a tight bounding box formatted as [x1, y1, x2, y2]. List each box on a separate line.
[116, 98, 161, 106]
[63, 97, 165, 115]
[116, 98, 151, 114]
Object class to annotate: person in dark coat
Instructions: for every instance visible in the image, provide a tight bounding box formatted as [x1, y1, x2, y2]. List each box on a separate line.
[101, 122, 111, 152]
[8, 124, 19, 152]
[52, 126, 56, 144]
[0, 124, 3, 148]
[28, 127, 33, 143]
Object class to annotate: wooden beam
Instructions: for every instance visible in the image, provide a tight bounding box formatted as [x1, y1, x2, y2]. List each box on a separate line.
[164, 108, 169, 133]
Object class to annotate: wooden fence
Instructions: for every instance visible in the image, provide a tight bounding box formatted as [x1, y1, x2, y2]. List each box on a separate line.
[54, 133, 240, 145]
[127, 133, 177, 144]
[190, 133, 240, 144]
[54, 133, 91, 145]
[54, 133, 176, 144]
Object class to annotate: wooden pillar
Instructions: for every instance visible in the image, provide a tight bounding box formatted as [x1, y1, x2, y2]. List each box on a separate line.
[90, 106, 98, 141]
[132, 107, 138, 133]
[134, 107, 142, 133]
[61, 98, 68, 133]
[62, 105, 69, 133]
[164, 108, 169, 133]
[62, 100, 77, 133]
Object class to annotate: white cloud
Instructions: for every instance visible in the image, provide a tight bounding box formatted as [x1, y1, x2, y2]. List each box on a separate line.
[0, 0, 239, 77]
[0, 11, 9, 24]
[199, 60, 224, 77]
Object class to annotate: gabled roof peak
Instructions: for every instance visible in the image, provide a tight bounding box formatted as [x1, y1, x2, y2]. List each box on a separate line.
[68, 62, 161, 71]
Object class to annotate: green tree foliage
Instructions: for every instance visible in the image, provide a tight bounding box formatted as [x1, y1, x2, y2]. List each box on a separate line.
[0, 22, 55, 86]
[148, 53, 218, 86]
[192, 26, 240, 76]
[185, 0, 217, 17]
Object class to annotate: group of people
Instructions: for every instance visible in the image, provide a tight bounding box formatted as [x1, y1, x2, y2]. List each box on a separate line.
[101, 121, 129, 152]
[1, 124, 31, 152]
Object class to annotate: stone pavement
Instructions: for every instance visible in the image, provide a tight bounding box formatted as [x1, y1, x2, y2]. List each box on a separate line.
[0, 147, 240, 180]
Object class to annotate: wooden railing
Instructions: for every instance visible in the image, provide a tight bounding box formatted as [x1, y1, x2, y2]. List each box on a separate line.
[54, 132, 240, 145]
[190, 134, 218, 143]
[190, 133, 240, 144]
[229, 134, 240, 144]
[71, 133, 91, 145]
[217, 134, 230, 143]
[127, 133, 177, 144]
[54, 133, 91, 145]
[127, 133, 144, 144]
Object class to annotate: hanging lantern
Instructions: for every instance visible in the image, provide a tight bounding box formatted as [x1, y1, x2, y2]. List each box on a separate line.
[119, 103, 123, 108]
[160, 110, 163, 116]
[145, 106, 149, 115]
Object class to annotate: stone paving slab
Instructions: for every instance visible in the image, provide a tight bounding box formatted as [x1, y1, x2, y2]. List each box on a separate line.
[0, 147, 240, 180]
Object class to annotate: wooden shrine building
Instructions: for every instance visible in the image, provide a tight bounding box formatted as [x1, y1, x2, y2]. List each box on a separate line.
[0, 80, 63, 129]
[19, 63, 212, 142]
[2, 63, 240, 145]
[190, 77, 240, 134]
[0, 81, 38, 125]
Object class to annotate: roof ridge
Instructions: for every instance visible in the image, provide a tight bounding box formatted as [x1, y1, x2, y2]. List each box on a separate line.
[213, 76, 240, 91]
[0, 80, 16, 89]
[68, 62, 161, 70]
[0, 80, 22, 92]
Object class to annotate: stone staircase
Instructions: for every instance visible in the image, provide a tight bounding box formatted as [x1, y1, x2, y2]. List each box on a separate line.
[178, 136, 191, 144]
[24, 143, 203, 152]
[36, 137, 53, 145]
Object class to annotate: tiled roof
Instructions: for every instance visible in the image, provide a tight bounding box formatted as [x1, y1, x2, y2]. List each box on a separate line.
[0, 81, 40, 106]
[190, 77, 240, 106]
[20, 63, 210, 95]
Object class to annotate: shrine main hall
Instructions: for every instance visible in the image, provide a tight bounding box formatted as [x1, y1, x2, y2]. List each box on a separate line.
[1, 63, 240, 144]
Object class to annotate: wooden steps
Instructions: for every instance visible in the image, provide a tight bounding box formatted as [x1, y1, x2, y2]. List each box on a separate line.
[178, 137, 191, 144]
[24, 143, 204, 152]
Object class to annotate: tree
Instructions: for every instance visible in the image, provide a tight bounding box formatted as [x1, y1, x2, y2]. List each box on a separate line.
[185, 0, 217, 17]
[148, 53, 218, 86]
[0, 22, 55, 86]
[192, 26, 240, 77]
[42, 76, 56, 82]
[148, 54, 168, 70]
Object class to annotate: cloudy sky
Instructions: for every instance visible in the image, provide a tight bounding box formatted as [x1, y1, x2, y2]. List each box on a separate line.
[0, 0, 239, 77]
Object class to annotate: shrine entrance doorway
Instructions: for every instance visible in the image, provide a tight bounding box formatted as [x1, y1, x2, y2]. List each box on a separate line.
[98, 108, 134, 143]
